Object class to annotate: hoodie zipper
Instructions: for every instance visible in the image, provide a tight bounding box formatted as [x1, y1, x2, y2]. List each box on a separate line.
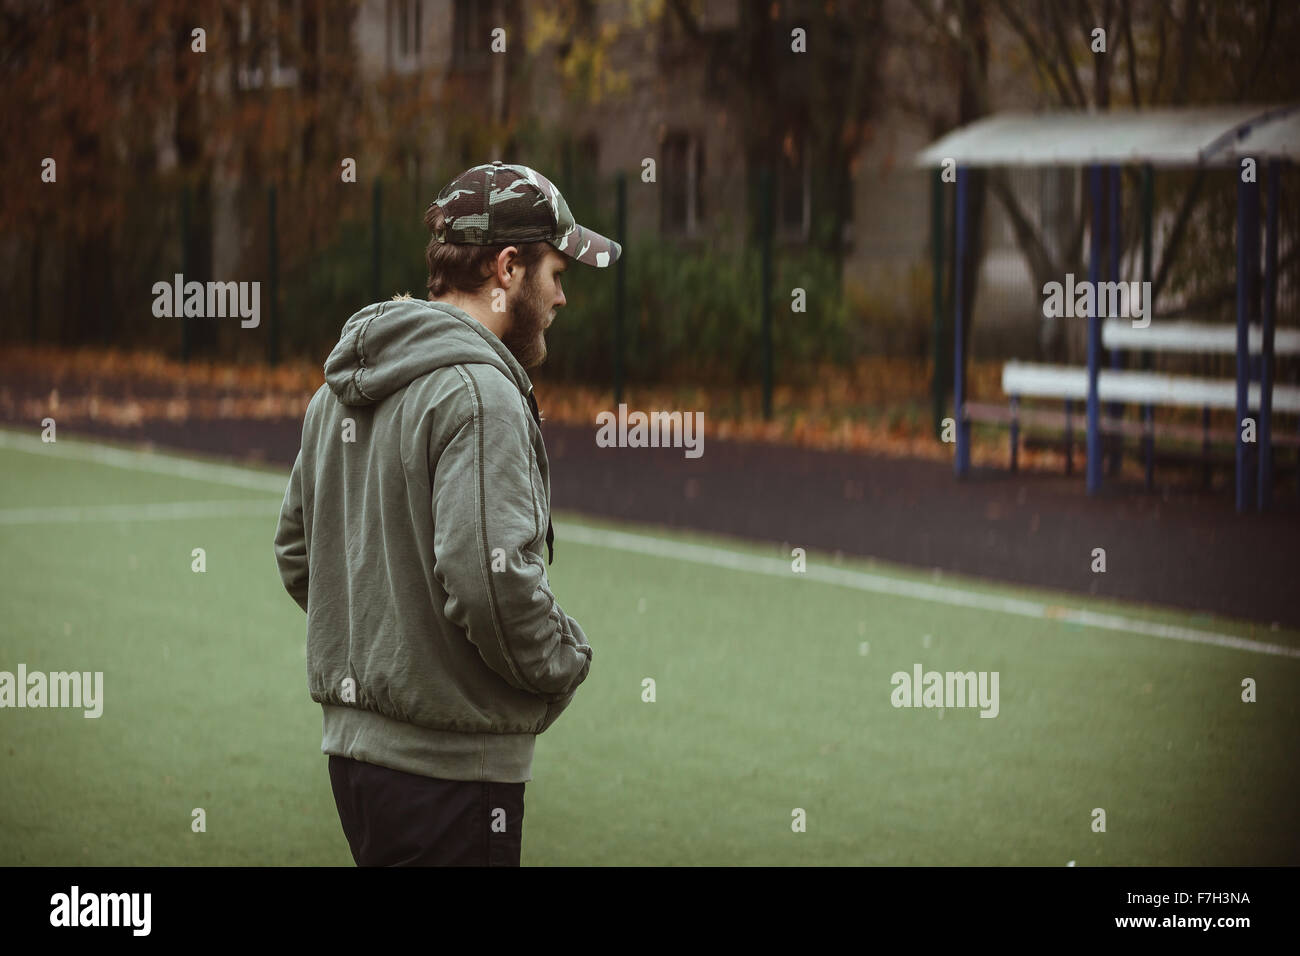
[526, 387, 555, 566]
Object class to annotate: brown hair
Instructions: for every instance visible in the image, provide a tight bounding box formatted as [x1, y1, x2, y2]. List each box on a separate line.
[424, 204, 549, 300]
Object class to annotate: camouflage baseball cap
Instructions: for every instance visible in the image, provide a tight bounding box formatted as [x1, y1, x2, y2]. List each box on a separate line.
[429, 160, 621, 268]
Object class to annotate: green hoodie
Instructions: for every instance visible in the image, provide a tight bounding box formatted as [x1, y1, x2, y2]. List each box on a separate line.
[273, 298, 592, 783]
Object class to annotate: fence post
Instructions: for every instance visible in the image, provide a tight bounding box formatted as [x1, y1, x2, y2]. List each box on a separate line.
[1141, 164, 1155, 490]
[1086, 166, 1103, 494]
[1235, 165, 1259, 513]
[1203, 407, 1212, 490]
[614, 171, 626, 406]
[1258, 160, 1279, 512]
[954, 166, 970, 478]
[30, 231, 41, 344]
[1107, 165, 1122, 476]
[1009, 395, 1019, 472]
[180, 184, 192, 363]
[931, 167, 947, 440]
[371, 178, 383, 303]
[759, 166, 773, 421]
[1065, 399, 1074, 476]
[268, 184, 279, 367]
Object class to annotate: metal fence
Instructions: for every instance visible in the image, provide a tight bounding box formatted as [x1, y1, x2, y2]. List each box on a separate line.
[2, 163, 869, 412]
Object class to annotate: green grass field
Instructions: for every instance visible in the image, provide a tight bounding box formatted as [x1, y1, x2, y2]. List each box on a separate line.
[2, 426, 1298, 866]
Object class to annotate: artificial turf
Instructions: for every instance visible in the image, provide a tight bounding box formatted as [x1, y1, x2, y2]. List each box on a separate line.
[1, 429, 1297, 865]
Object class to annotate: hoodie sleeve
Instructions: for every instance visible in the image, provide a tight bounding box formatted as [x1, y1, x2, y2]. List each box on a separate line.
[274, 448, 310, 614]
[431, 367, 591, 702]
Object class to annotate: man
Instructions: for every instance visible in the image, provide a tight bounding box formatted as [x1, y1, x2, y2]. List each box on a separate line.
[273, 161, 621, 866]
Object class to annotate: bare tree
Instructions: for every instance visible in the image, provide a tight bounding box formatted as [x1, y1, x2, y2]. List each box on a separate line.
[921, 0, 1297, 357]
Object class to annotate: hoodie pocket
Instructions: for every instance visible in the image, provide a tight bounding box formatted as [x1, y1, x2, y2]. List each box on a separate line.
[537, 579, 579, 649]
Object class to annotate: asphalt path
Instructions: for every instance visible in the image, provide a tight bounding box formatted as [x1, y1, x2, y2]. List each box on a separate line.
[7, 407, 1297, 629]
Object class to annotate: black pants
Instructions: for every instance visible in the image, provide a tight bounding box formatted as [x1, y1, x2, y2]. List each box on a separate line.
[327, 755, 525, 866]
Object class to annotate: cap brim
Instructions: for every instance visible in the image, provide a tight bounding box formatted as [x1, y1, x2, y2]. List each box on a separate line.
[551, 223, 622, 268]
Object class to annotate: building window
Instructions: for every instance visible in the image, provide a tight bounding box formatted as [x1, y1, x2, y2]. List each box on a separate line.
[236, 0, 299, 90]
[390, 0, 424, 72]
[661, 131, 704, 236]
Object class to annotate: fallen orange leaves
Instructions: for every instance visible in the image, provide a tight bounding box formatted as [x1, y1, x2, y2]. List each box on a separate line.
[0, 345, 1220, 484]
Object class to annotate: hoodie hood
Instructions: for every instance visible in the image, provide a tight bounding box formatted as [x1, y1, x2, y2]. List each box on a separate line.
[324, 299, 534, 407]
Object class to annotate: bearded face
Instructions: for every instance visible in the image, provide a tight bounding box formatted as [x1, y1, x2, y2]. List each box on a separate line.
[501, 265, 553, 370]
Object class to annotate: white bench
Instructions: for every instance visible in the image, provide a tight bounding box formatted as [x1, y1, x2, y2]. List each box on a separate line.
[1000, 362, 1300, 413]
[1099, 320, 1300, 482]
[1102, 319, 1300, 355]
[964, 353, 1300, 476]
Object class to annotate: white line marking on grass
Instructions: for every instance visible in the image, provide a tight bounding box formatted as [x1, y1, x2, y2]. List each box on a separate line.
[558, 524, 1300, 660]
[5, 428, 1296, 659]
[0, 500, 281, 524]
[0, 429, 287, 494]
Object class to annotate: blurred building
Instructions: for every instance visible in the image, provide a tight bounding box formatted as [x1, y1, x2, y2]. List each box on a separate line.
[336, 0, 1053, 347]
[10, 0, 1229, 363]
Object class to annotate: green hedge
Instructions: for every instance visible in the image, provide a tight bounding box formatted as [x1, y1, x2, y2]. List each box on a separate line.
[279, 205, 860, 387]
[536, 237, 858, 386]
[2, 173, 865, 387]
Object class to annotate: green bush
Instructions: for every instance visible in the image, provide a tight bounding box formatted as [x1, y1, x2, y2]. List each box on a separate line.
[270, 180, 858, 387]
[545, 236, 855, 386]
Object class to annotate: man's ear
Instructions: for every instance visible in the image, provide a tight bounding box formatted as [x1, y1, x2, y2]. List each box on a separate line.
[498, 246, 522, 286]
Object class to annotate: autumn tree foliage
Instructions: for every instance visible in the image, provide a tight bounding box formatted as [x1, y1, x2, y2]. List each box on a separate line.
[895, 0, 1300, 359]
[1, 0, 366, 351]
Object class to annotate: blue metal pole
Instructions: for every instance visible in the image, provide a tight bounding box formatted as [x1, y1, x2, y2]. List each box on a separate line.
[614, 171, 626, 406]
[1203, 407, 1212, 490]
[1009, 395, 1019, 472]
[760, 166, 774, 421]
[1246, 171, 1260, 504]
[1141, 164, 1155, 491]
[1235, 169, 1252, 513]
[931, 168, 947, 439]
[1087, 165, 1103, 494]
[1107, 165, 1122, 477]
[1065, 399, 1074, 476]
[180, 185, 192, 363]
[268, 184, 278, 367]
[1143, 405, 1154, 490]
[1259, 160, 1279, 511]
[954, 166, 970, 478]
